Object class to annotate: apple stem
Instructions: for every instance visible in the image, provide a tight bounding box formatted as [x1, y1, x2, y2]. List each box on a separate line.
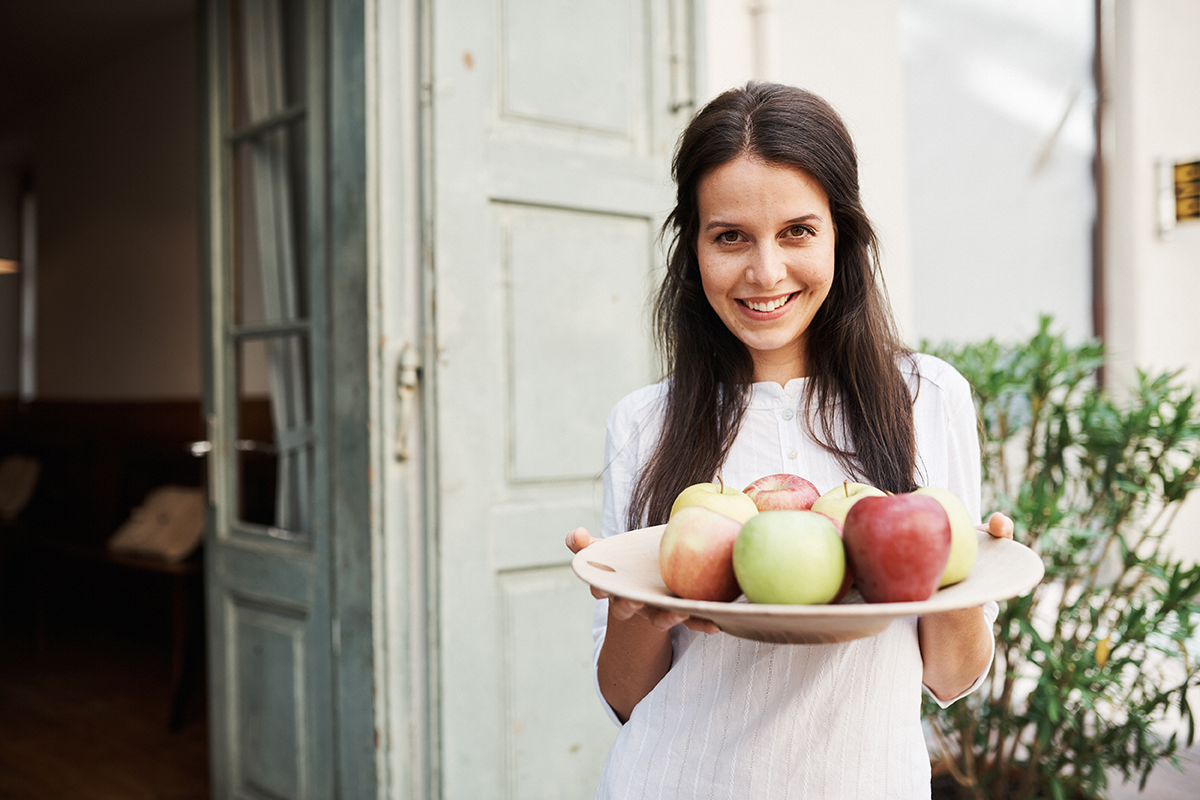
[717, 475, 725, 493]
[843, 479, 849, 498]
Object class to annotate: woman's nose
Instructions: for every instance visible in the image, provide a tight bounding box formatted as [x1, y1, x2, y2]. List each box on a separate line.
[746, 244, 787, 288]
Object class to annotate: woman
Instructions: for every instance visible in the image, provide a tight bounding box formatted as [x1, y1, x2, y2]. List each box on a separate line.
[568, 82, 1012, 798]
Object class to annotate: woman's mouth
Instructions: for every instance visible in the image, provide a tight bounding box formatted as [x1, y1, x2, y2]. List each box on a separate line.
[738, 293, 794, 313]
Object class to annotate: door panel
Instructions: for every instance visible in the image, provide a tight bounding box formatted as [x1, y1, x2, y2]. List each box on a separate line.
[501, 203, 656, 482]
[499, 566, 615, 799]
[231, 602, 307, 799]
[431, 1, 697, 796]
[200, 1, 345, 797]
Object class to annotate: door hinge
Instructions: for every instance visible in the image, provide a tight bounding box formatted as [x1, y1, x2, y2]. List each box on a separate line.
[394, 343, 422, 462]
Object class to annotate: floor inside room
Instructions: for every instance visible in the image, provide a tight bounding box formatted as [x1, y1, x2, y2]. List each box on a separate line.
[0, 556, 209, 800]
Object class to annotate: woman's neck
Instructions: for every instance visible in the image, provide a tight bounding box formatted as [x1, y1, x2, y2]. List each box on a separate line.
[750, 350, 807, 386]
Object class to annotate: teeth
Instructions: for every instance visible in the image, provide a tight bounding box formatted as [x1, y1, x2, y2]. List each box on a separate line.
[744, 294, 792, 312]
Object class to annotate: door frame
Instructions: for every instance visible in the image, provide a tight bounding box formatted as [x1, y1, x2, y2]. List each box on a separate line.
[327, 0, 378, 794]
[364, 0, 439, 795]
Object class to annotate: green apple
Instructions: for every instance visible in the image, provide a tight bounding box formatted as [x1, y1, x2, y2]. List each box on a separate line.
[669, 480, 759, 524]
[914, 486, 979, 587]
[732, 510, 845, 604]
[809, 481, 887, 526]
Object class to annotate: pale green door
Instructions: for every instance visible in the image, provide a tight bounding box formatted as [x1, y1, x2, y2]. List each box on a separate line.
[428, 1, 700, 796]
[199, 0, 376, 797]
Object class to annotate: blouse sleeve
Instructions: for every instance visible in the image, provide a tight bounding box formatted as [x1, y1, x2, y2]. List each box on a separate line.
[591, 393, 649, 726]
[921, 358, 998, 708]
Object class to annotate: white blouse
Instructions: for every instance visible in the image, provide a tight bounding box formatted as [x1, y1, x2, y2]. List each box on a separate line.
[590, 353, 996, 800]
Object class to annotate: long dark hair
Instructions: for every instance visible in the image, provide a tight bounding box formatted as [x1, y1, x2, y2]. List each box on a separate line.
[627, 82, 918, 530]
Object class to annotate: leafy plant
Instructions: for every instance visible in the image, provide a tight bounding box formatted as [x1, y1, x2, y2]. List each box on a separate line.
[923, 316, 1200, 800]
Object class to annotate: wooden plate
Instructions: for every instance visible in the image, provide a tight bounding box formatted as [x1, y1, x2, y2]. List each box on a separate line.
[572, 526, 1044, 644]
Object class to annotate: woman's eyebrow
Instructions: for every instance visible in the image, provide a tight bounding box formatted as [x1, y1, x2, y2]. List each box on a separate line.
[703, 213, 824, 232]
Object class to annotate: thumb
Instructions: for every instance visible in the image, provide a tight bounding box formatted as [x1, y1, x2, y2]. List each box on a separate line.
[566, 527, 594, 554]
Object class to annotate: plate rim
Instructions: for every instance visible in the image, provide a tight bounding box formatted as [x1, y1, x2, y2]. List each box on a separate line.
[572, 523, 1045, 624]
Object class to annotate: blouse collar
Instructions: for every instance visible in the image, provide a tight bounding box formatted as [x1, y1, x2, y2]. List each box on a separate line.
[746, 378, 808, 409]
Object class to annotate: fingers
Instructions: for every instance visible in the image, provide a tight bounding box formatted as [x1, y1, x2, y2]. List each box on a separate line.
[683, 617, 722, 635]
[607, 596, 643, 622]
[644, 606, 690, 631]
[979, 512, 1014, 540]
[606, 597, 717, 634]
[565, 527, 593, 554]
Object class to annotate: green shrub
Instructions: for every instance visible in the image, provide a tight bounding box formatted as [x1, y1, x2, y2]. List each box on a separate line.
[924, 316, 1200, 800]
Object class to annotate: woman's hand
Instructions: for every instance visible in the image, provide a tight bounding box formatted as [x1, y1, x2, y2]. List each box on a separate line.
[566, 527, 719, 634]
[978, 512, 1014, 540]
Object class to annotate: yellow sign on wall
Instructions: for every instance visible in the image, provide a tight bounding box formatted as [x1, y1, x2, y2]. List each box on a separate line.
[1177, 160, 1200, 221]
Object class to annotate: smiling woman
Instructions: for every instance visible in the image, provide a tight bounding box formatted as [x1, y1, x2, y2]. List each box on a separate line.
[566, 82, 1010, 800]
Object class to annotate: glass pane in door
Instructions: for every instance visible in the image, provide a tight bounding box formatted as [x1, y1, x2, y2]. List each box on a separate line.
[232, 132, 308, 327]
[231, 0, 307, 129]
[236, 335, 312, 537]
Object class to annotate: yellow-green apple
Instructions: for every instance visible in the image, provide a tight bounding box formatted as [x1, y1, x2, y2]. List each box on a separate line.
[914, 486, 979, 587]
[842, 493, 951, 603]
[658, 505, 744, 601]
[669, 480, 759, 524]
[732, 510, 846, 604]
[743, 473, 821, 512]
[809, 481, 887, 525]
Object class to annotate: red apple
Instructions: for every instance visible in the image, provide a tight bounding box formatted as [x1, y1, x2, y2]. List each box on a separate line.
[658, 505, 744, 601]
[842, 493, 951, 603]
[743, 473, 821, 512]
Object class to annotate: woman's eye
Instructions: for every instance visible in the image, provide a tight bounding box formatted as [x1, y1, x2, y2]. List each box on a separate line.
[716, 230, 740, 243]
[787, 225, 812, 238]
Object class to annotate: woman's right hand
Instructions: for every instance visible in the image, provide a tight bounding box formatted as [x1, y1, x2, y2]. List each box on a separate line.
[566, 527, 719, 634]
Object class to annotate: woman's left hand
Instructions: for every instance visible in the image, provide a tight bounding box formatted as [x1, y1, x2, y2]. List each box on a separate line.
[978, 512, 1013, 540]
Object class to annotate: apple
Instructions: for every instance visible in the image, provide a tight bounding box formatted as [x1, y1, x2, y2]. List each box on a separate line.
[914, 486, 979, 587]
[669, 480, 759, 524]
[743, 473, 821, 512]
[809, 481, 887, 525]
[732, 510, 846, 605]
[842, 493, 951, 603]
[659, 505, 744, 601]
[815, 511, 854, 603]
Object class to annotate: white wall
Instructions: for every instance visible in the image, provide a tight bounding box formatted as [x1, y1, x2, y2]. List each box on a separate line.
[900, 0, 1096, 347]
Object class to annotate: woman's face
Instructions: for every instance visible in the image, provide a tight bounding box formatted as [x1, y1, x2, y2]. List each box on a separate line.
[695, 156, 836, 384]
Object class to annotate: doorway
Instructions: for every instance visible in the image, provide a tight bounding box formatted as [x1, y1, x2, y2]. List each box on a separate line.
[0, 2, 210, 797]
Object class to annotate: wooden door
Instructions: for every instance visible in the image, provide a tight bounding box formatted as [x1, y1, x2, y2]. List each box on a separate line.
[428, 1, 700, 796]
[199, 0, 376, 797]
